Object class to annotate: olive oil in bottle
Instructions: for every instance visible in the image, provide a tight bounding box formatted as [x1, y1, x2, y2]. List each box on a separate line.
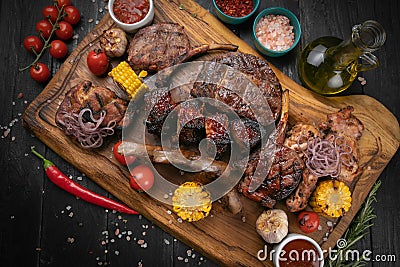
[298, 20, 386, 95]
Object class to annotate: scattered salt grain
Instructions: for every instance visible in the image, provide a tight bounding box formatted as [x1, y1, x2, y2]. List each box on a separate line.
[115, 250, 119, 256]
[318, 225, 323, 231]
[256, 14, 295, 51]
[177, 256, 184, 261]
[67, 237, 75, 243]
[177, 218, 183, 223]
[126, 236, 131, 241]
[164, 239, 170, 245]
[184, 258, 189, 263]
[137, 239, 145, 245]
[88, 19, 94, 23]
[115, 228, 120, 235]
[327, 221, 333, 227]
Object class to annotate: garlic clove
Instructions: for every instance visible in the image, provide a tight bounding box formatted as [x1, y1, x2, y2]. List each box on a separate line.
[256, 209, 288, 244]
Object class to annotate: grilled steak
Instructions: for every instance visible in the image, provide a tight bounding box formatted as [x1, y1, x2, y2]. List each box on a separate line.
[230, 118, 262, 150]
[239, 145, 304, 208]
[127, 23, 238, 72]
[216, 52, 282, 121]
[55, 80, 128, 129]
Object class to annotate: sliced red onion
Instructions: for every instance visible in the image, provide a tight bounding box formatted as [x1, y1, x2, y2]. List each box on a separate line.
[298, 135, 353, 178]
[58, 108, 116, 149]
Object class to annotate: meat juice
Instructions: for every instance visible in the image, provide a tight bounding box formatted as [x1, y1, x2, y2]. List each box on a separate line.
[113, 0, 150, 24]
[278, 239, 321, 267]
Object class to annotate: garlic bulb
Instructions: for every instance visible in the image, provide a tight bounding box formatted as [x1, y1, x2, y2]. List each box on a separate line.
[256, 209, 288, 244]
[100, 28, 128, 58]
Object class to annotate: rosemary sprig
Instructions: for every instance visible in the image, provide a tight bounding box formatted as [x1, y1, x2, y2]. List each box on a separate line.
[326, 180, 381, 267]
[19, 4, 65, 71]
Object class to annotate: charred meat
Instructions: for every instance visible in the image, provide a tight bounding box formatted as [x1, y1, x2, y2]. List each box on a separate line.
[144, 88, 177, 135]
[177, 100, 205, 145]
[205, 113, 230, 158]
[56, 80, 128, 129]
[127, 23, 238, 72]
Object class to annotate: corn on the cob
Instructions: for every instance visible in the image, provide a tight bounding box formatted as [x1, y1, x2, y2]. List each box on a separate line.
[108, 61, 147, 98]
[309, 179, 352, 218]
[172, 181, 212, 222]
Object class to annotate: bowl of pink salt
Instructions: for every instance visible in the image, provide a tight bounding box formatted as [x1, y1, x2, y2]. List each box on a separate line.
[253, 7, 301, 57]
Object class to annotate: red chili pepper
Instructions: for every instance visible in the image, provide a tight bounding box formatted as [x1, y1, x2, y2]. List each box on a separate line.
[31, 147, 138, 215]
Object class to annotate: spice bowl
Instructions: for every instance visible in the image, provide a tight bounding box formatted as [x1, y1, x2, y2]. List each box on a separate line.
[253, 7, 301, 57]
[212, 0, 260, 25]
[273, 233, 324, 267]
[108, 0, 154, 33]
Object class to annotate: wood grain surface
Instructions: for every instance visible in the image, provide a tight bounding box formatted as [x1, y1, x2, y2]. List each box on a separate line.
[20, 0, 400, 266]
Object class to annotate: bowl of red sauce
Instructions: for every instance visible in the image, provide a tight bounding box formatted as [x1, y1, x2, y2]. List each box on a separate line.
[212, 0, 260, 25]
[273, 234, 324, 267]
[108, 0, 154, 33]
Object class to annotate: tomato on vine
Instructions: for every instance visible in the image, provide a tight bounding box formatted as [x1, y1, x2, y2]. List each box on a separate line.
[56, 0, 71, 9]
[50, 40, 68, 59]
[30, 63, 50, 83]
[55, 21, 73, 40]
[23, 36, 43, 54]
[36, 20, 53, 39]
[63, 6, 81, 25]
[42, 5, 59, 23]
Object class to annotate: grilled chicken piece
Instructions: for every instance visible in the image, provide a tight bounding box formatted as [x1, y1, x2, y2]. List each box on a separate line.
[127, 23, 238, 72]
[205, 113, 230, 158]
[144, 88, 177, 135]
[283, 123, 322, 156]
[55, 80, 128, 129]
[177, 101, 205, 145]
[286, 169, 318, 212]
[320, 106, 364, 140]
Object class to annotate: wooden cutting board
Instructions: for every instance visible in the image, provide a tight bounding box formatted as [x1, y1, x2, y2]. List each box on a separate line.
[22, 0, 400, 266]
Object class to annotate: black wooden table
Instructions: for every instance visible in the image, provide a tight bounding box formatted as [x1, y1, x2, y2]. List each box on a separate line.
[1, 0, 399, 266]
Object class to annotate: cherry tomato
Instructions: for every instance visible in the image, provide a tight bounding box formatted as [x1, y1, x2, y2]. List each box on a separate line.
[297, 211, 320, 234]
[57, 0, 71, 8]
[63, 6, 81, 25]
[86, 49, 109, 76]
[55, 21, 73, 40]
[36, 20, 53, 39]
[49, 40, 68, 59]
[113, 141, 137, 166]
[42, 5, 59, 23]
[129, 165, 154, 191]
[23, 36, 43, 54]
[30, 63, 50, 83]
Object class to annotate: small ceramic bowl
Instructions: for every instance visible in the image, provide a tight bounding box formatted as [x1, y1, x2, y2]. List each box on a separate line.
[212, 0, 260, 25]
[253, 7, 301, 57]
[273, 233, 324, 267]
[108, 0, 154, 33]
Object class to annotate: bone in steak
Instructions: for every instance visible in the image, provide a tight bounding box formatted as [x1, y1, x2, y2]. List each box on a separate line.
[127, 23, 238, 72]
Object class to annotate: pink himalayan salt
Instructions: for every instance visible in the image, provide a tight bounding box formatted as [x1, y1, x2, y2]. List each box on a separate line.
[256, 14, 295, 51]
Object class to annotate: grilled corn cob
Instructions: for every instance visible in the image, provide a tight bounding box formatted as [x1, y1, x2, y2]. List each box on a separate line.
[309, 180, 352, 218]
[108, 61, 147, 98]
[172, 182, 212, 222]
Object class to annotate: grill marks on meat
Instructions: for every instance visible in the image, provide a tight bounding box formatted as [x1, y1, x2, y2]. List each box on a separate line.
[127, 23, 238, 72]
[239, 146, 304, 208]
[128, 24, 191, 72]
[55, 80, 128, 129]
[230, 118, 262, 150]
[215, 52, 282, 121]
[285, 106, 364, 212]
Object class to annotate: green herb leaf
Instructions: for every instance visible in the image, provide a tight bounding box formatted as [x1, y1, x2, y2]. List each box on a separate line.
[326, 180, 381, 267]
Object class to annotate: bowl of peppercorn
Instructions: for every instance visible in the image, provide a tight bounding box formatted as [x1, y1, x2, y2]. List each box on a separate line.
[213, 0, 260, 25]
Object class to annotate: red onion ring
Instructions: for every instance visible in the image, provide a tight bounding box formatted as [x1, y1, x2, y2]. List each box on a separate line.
[298, 135, 353, 177]
[58, 108, 116, 148]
